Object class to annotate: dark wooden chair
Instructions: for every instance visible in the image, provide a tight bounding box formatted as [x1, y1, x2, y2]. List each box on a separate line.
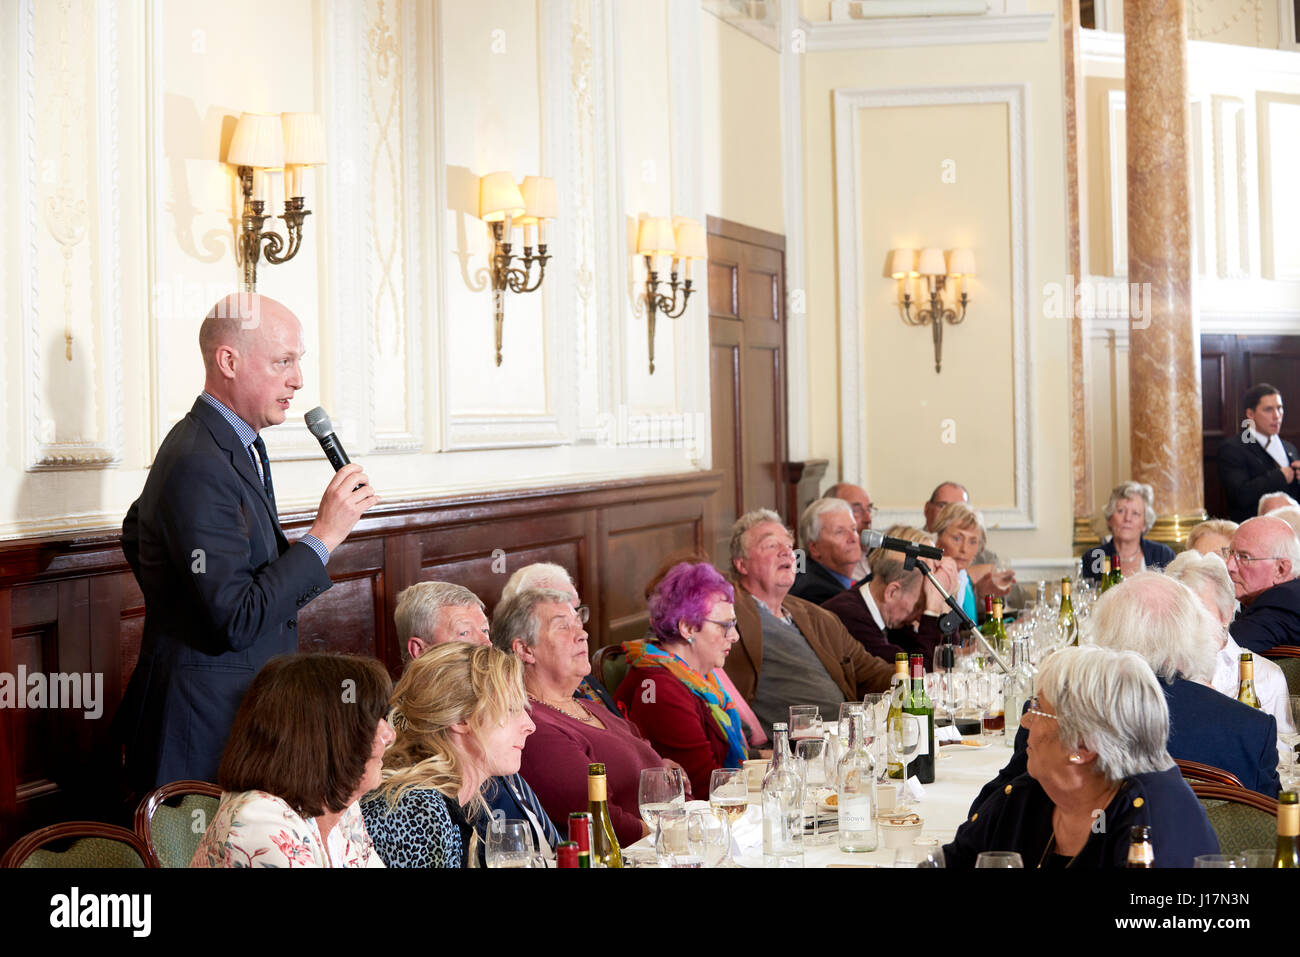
[1191, 783, 1279, 858]
[1175, 758, 1244, 789]
[591, 643, 629, 698]
[1, 821, 156, 868]
[134, 779, 223, 868]
[1263, 646, 1300, 697]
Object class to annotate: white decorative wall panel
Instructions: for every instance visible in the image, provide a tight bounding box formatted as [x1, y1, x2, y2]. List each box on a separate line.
[22, 0, 123, 471]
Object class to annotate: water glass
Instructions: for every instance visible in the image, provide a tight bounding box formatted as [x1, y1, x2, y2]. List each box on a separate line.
[1243, 849, 1276, 868]
[655, 807, 692, 866]
[789, 705, 823, 747]
[1194, 854, 1244, 868]
[797, 736, 833, 845]
[686, 808, 731, 868]
[485, 819, 536, 869]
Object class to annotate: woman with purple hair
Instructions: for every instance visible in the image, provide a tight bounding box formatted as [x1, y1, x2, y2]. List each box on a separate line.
[613, 562, 750, 797]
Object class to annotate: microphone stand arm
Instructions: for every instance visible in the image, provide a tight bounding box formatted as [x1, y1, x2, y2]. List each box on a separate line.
[901, 548, 1011, 675]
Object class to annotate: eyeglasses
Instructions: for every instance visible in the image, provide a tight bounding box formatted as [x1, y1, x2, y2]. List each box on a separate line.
[1226, 551, 1284, 565]
[1025, 696, 1057, 721]
[703, 618, 739, 635]
[575, 604, 590, 625]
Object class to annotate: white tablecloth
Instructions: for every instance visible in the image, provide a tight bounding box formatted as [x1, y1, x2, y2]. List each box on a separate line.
[628, 741, 1012, 867]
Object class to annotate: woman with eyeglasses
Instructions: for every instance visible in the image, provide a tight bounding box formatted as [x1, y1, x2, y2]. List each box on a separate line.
[614, 562, 751, 798]
[493, 587, 672, 845]
[943, 645, 1218, 868]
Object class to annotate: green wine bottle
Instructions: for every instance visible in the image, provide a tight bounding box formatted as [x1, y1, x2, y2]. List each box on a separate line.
[1098, 556, 1112, 593]
[903, 654, 935, 784]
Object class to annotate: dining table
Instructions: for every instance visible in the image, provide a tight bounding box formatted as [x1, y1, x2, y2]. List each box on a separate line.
[627, 737, 1013, 867]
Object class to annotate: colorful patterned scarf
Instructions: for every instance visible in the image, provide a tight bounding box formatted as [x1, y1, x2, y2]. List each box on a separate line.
[622, 639, 748, 770]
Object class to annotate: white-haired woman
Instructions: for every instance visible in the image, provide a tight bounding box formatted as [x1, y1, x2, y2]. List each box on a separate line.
[1165, 551, 1297, 751]
[1082, 482, 1176, 583]
[945, 646, 1218, 868]
[1185, 519, 1238, 560]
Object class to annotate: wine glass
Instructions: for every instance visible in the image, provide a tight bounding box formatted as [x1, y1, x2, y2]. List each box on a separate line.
[1283, 695, 1300, 751]
[638, 766, 685, 834]
[485, 819, 536, 869]
[709, 768, 749, 822]
[912, 838, 946, 868]
[887, 712, 921, 813]
[975, 851, 1023, 868]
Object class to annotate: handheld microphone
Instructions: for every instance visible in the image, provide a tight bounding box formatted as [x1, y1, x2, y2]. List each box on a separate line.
[860, 528, 944, 561]
[304, 407, 351, 471]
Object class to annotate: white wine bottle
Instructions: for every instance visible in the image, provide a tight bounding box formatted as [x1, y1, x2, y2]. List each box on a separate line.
[1058, 578, 1077, 646]
[886, 652, 909, 778]
[1237, 653, 1261, 709]
[1276, 790, 1300, 868]
[587, 763, 623, 868]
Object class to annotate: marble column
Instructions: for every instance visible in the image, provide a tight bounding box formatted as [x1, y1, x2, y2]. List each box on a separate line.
[1062, 0, 1096, 549]
[1124, 0, 1205, 546]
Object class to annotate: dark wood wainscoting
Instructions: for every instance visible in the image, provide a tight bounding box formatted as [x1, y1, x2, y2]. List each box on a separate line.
[0, 470, 721, 849]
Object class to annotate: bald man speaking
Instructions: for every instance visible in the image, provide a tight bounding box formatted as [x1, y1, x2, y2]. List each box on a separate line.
[115, 293, 379, 791]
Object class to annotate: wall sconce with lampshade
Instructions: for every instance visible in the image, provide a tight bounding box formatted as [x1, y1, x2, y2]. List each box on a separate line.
[479, 171, 555, 366]
[888, 246, 974, 373]
[227, 111, 326, 292]
[636, 215, 706, 374]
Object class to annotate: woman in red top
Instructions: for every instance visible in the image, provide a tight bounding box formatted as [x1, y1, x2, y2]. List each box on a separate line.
[615, 562, 749, 798]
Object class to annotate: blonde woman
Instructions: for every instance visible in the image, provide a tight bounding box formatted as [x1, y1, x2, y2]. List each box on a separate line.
[361, 642, 536, 868]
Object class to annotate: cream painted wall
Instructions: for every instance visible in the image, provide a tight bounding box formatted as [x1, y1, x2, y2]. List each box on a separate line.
[0, 0, 709, 539]
[802, 0, 1074, 562]
[1080, 31, 1300, 511]
[699, 11, 785, 235]
[855, 103, 1016, 509]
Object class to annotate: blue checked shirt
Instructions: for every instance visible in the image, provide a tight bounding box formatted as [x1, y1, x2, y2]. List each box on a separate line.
[199, 392, 330, 567]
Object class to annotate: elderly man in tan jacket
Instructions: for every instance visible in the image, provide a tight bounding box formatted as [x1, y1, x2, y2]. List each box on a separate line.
[723, 508, 894, 735]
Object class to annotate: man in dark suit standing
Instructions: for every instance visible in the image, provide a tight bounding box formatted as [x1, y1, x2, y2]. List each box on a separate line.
[1218, 382, 1300, 523]
[115, 293, 378, 792]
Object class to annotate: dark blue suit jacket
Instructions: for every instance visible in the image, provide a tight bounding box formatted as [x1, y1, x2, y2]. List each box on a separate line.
[1081, 537, 1176, 582]
[115, 398, 332, 790]
[1218, 431, 1300, 524]
[789, 558, 852, 606]
[1230, 578, 1300, 653]
[970, 674, 1279, 811]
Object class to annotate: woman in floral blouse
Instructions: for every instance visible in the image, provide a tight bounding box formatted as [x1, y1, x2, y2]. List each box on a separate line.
[191, 653, 394, 868]
[361, 641, 536, 867]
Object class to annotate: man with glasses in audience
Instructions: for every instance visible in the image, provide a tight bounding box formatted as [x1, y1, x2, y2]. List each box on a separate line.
[1225, 515, 1300, 653]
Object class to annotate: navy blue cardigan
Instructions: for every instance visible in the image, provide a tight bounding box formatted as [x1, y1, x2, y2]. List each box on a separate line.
[1081, 537, 1176, 582]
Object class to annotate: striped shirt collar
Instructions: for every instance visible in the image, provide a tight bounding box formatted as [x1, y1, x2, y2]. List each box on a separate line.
[199, 392, 258, 450]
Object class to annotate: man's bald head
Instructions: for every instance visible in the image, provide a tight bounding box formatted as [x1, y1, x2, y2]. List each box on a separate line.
[1226, 515, 1300, 603]
[199, 293, 290, 374]
[199, 292, 305, 431]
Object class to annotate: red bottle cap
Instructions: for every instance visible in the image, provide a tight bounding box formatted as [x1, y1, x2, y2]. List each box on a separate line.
[556, 842, 579, 868]
[568, 812, 593, 852]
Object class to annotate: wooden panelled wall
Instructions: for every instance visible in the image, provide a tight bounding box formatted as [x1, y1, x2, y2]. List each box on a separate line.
[0, 470, 721, 848]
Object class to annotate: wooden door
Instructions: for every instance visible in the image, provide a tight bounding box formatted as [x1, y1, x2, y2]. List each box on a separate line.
[1201, 334, 1300, 519]
[707, 217, 787, 564]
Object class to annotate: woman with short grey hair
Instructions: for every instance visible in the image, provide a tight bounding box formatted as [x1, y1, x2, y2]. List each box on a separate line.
[1081, 481, 1176, 583]
[944, 646, 1218, 868]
